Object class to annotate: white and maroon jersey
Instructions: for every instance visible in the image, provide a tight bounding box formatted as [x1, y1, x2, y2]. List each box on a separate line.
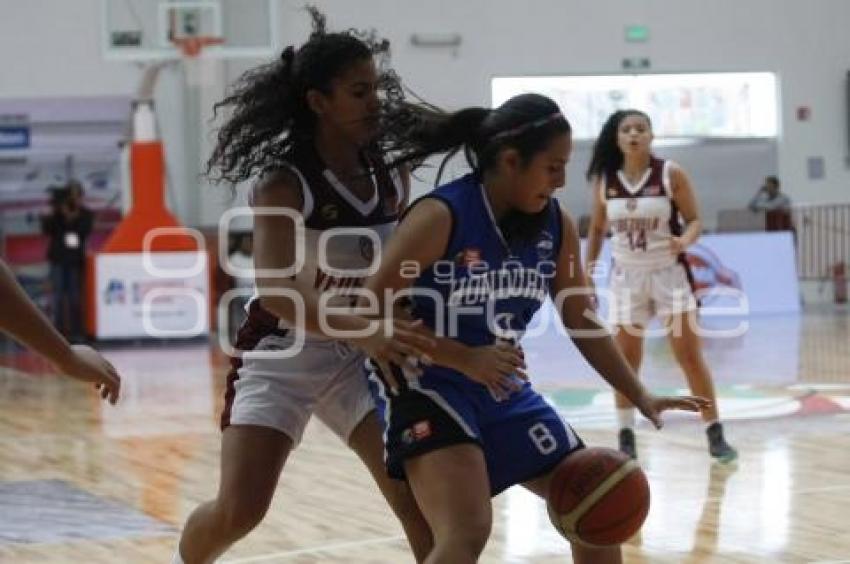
[251, 142, 404, 341]
[604, 157, 683, 269]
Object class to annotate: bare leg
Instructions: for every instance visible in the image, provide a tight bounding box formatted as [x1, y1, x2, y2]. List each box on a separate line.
[404, 444, 492, 564]
[613, 324, 645, 411]
[524, 471, 623, 564]
[178, 425, 292, 564]
[348, 411, 433, 562]
[613, 325, 645, 457]
[666, 311, 718, 422]
[667, 310, 737, 462]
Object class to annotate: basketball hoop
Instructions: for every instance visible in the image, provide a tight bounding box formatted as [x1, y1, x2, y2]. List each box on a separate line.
[171, 36, 224, 58]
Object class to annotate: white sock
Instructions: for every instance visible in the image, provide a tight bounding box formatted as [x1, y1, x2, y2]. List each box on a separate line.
[705, 419, 719, 430]
[171, 550, 185, 564]
[617, 408, 636, 430]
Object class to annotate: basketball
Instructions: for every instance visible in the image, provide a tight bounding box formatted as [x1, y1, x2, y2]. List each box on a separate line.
[547, 447, 650, 547]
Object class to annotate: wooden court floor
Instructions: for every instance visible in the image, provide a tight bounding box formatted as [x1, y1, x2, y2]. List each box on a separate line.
[0, 306, 848, 563]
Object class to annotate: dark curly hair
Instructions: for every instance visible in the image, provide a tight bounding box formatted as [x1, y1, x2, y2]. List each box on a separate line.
[206, 6, 403, 184]
[585, 109, 652, 182]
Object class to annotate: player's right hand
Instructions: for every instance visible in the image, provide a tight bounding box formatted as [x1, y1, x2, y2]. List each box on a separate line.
[57, 345, 121, 404]
[635, 392, 711, 429]
[358, 319, 436, 392]
[460, 340, 527, 401]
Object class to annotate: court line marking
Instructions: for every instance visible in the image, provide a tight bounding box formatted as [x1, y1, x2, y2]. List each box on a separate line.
[220, 534, 407, 563]
[702, 483, 850, 504]
[220, 485, 850, 562]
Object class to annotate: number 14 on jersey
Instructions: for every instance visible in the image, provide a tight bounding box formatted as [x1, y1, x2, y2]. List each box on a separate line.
[627, 229, 648, 252]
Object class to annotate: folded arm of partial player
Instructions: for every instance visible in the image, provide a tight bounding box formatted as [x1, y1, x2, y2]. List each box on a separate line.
[668, 164, 702, 255]
[552, 209, 710, 428]
[361, 197, 528, 399]
[0, 259, 120, 404]
[251, 170, 438, 379]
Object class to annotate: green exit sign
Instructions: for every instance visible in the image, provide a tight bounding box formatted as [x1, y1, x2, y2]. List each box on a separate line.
[625, 25, 649, 42]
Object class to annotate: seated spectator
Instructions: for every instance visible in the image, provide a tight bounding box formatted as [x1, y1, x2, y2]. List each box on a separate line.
[749, 176, 791, 212]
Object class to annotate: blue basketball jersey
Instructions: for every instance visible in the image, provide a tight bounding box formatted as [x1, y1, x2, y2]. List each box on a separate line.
[368, 173, 584, 496]
[409, 173, 563, 348]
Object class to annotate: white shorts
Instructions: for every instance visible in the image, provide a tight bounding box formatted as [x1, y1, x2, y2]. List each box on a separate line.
[222, 304, 374, 447]
[607, 261, 697, 326]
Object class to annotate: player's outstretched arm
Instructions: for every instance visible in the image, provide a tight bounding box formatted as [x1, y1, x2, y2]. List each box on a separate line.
[0, 259, 120, 403]
[549, 209, 709, 427]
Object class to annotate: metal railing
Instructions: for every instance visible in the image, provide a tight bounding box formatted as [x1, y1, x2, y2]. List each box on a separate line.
[792, 203, 850, 280]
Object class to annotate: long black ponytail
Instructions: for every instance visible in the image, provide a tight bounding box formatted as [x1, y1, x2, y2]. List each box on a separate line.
[383, 93, 570, 183]
[382, 93, 572, 245]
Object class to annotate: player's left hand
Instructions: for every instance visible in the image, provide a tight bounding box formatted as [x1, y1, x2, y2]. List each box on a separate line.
[459, 340, 527, 401]
[635, 393, 711, 429]
[669, 237, 687, 256]
[56, 345, 121, 404]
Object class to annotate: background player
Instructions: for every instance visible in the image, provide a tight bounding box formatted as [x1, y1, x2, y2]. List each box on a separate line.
[584, 109, 737, 463]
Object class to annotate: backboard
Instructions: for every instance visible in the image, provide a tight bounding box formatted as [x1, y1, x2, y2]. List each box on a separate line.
[100, 0, 279, 61]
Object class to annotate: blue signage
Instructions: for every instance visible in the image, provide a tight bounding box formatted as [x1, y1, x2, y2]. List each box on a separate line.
[0, 127, 30, 149]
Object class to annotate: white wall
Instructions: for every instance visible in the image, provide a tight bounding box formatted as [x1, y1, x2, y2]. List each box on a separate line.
[2, 0, 849, 228]
[0, 1, 137, 98]
[269, 0, 850, 217]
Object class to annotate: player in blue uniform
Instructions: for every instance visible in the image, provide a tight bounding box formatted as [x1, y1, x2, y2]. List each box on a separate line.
[362, 93, 710, 563]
